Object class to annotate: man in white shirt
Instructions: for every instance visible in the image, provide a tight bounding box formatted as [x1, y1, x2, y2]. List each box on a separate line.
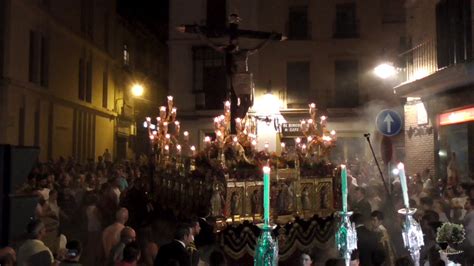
[463, 198, 474, 264]
[17, 219, 55, 266]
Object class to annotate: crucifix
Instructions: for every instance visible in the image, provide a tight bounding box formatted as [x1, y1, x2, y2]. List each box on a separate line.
[177, 14, 286, 133]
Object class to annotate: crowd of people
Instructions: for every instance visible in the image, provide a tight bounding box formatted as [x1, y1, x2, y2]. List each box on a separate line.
[0, 150, 473, 265]
[314, 156, 474, 266]
[0, 151, 225, 266]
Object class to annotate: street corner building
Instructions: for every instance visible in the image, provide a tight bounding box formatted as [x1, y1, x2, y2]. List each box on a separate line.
[0, 0, 167, 161]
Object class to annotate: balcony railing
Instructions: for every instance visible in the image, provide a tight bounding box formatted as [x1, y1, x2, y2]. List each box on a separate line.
[399, 39, 438, 83]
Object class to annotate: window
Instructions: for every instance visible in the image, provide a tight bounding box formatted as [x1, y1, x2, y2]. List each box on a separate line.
[288, 6, 309, 40]
[334, 3, 358, 38]
[40, 35, 48, 87]
[29, 31, 48, 87]
[104, 12, 109, 52]
[86, 59, 92, 103]
[18, 106, 25, 146]
[78, 58, 85, 100]
[34, 107, 40, 146]
[286, 62, 310, 108]
[102, 70, 108, 108]
[334, 60, 359, 108]
[29, 30, 38, 83]
[123, 44, 129, 66]
[80, 0, 93, 39]
[206, 0, 226, 29]
[193, 47, 227, 110]
[436, 0, 472, 68]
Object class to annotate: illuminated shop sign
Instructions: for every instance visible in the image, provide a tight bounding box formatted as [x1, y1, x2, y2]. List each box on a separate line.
[439, 107, 474, 126]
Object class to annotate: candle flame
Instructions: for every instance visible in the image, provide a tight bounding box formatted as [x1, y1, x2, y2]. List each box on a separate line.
[330, 130, 336, 135]
[146, 117, 151, 122]
[204, 136, 211, 142]
[263, 166, 271, 174]
[183, 131, 189, 136]
[167, 95, 173, 101]
[341, 164, 346, 169]
[176, 145, 181, 150]
[281, 142, 286, 148]
[160, 106, 166, 111]
[397, 162, 405, 170]
[190, 146, 196, 151]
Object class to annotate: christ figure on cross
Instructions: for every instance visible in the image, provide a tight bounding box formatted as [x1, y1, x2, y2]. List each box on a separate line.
[178, 14, 286, 132]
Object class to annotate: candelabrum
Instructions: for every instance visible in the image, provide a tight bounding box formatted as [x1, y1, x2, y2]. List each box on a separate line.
[204, 101, 260, 168]
[143, 96, 194, 170]
[398, 208, 424, 266]
[254, 224, 278, 266]
[297, 103, 337, 161]
[335, 211, 357, 266]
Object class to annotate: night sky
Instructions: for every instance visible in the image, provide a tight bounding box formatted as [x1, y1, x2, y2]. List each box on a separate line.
[117, 0, 169, 41]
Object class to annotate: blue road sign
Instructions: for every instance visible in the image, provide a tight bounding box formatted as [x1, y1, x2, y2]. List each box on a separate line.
[376, 109, 402, 137]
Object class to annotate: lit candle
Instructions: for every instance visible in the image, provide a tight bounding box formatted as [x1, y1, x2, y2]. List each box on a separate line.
[281, 142, 286, 152]
[190, 145, 196, 156]
[235, 118, 242, 132]
[263, 166, 271, 225]
[264, 142, 269, 153]
[251, 139, 257, 149]
[309, 103, 316, 116]
[397, 163, 410, 209]
[143, 121, 148, 128]
[174, 121, 180, 135]
[176, 144, 182, 155]
[163, 122, 168, 134]
[164, 145, 170, 155]
[204, 136, 211, 147]
[183, 131, 189, 141]
[341, 164, 348, 213]
[160, 106, 166, 119]
[167, 95, 173, 109]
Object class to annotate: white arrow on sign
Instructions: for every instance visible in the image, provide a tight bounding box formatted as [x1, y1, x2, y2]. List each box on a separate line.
[383, 114, 394, 133]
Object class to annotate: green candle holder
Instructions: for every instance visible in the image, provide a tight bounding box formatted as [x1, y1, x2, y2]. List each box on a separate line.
[254, 224, 278, 266]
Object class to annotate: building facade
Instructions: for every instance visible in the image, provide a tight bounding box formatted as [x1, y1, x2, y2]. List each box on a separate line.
[0, 0, 167, 162]
[395, 0, 474, 180]
[169, 0, 406, 163]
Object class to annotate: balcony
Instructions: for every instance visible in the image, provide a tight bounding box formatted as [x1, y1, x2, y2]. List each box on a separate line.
[398, 39, 438, 84]
[395, 38, 474, 97]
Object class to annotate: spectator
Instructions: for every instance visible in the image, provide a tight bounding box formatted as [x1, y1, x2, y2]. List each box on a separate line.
[370, 211, 395, 265]
[108, 227, 137, 266]
[351, 213, 379, 266]
[187, 217, 201, 266]
[154, 224, 193, 266]
[103, 208, 129, 260]
[0, 247, 16, 266]
[60, 240, 82, 266]
[17, 219, 55, 266]
[351, 187, 372, 222]
[116, 242, 141, 266]
[299, 251, 314, 266]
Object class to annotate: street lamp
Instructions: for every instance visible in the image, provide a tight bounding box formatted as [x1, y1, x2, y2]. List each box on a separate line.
[374, 63, 397, 79]
[131, 83, 144, 97]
